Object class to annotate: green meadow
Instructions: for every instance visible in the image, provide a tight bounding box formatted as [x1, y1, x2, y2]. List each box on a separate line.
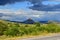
[0, 20, 60, 40]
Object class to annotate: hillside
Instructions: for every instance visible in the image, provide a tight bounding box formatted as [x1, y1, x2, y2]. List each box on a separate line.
[0, 20, 60, 37]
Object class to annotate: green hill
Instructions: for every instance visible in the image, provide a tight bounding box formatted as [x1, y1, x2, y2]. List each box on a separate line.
[0, 20, 60, 37]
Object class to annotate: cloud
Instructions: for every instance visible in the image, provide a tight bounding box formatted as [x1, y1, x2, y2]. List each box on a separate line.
[0, 0, 60, 11]
[29, 3, 60, 11]
[0, 0, 25, 5]
[28, 0, 60, 11]
[0, 0, 46, 5]
[0, 9, 45, 21]
[0, 9, 15, 14]
[0, 0, 60, 21]
[0, 9, 60, 21]
[0, 0, 57, 5]
[0, 16, 11, 19]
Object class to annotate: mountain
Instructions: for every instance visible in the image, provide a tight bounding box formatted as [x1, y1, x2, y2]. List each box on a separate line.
[39, 21, 48, 24]
[23, 18, 35, 24]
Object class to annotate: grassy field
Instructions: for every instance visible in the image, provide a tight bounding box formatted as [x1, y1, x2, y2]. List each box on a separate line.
[0, 20, 60, 40]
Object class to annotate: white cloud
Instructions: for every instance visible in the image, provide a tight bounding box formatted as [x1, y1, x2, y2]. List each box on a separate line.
[0, 9, 45, 17]
[0, 9, 13, 14]
[0, 9, 60, 21]
[0, 16, 11, 19]
[18, 14, 40, 18]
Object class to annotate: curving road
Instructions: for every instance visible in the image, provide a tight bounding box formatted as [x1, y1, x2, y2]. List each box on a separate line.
[19, 34, 60, 40]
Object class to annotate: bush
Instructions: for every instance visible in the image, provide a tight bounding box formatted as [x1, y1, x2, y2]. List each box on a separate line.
[0, 20, 60, 37]
[25, 24, 29, 27]
[4, 26, 20, 36]
[0, 22, 8, 35]
[34, 22, 41, 27]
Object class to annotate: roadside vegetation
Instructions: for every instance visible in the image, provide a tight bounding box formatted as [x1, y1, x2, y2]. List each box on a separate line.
[0, 20, 60, 40]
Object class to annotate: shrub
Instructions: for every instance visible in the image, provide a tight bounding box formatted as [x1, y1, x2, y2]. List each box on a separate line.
[34, 22, 41, 27]
[25, 24, 29, 27]
[0, 20, 60, 37]
[4, 26, 20, 36]
[0, 22, 8, 35]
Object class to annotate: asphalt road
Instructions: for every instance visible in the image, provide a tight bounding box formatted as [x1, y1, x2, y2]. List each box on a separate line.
[19, 34, 60, 40]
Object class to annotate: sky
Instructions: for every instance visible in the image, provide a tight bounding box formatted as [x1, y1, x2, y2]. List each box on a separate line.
[0, 0, 60, 21]
[0, 1, 33, 11]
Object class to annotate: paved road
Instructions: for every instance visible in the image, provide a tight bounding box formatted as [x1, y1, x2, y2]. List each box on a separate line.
[19, 34, 60, 40]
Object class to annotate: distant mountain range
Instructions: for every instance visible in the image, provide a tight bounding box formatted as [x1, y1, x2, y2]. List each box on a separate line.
[6, 18, 49, 24]
[1, 18, 60, 24]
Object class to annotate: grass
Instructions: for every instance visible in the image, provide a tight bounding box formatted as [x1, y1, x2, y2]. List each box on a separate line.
[0, 33, 60, 40]
[0, 20, 60, 40]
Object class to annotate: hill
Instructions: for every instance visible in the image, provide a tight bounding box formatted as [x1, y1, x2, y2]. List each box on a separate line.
[23, 18, 35, 24]
[0, 19, 60, 37]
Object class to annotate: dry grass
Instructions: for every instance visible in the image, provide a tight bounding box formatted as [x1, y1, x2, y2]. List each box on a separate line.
[0, 33, 60, 40]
